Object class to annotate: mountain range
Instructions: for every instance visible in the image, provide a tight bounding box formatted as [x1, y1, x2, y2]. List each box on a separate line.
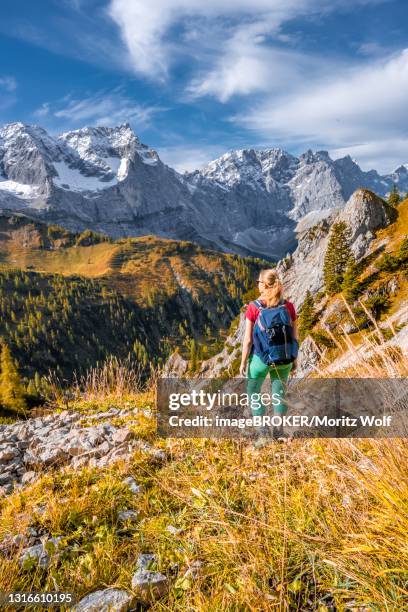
[1, 122, 407, 260]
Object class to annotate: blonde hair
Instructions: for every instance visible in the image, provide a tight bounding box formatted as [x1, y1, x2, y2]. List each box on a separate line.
[258, 269, 283, 307]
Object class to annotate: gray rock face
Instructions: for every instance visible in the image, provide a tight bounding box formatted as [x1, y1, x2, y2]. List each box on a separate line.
[277, 189, 394, 308]
[162, 352, 189, 376]
[1, 122, 406, 259]
[337, 188, 397, 258]
[0, 408, 157, 496]
[73, 589, 135, 612]
[296, 337, 322, 378]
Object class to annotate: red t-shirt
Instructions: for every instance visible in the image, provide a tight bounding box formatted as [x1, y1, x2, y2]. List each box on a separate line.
[245, 299, 297, 323]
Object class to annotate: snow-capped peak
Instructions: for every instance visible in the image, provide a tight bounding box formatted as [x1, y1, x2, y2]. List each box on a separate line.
[0, 122, 162, 198]
[189, 147, 298, 190]
[59, 124, 159, 177]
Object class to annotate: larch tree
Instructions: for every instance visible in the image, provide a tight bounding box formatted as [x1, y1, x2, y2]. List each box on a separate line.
[323, 222, 352, 294]
[298, 290, 316, 342]
[0, 343, 27, 414]
[388, 184, 400, 207]
[341, 256, 360, 301]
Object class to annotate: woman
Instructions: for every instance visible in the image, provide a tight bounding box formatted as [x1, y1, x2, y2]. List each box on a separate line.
[239, 269, 298, 438]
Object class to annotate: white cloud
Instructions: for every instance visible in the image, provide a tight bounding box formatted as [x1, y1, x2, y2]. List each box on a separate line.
[0, 76, 17, 112]
[158, 144, 225, 172]
[187, 41, 328, 102]
[34, 102, 51, 118]
[331, 140, 408, 174]
[34, 90, 165, 128]
[107, 0, 389, 98]
[0, 76, 17, 92]
[236, 48, 408, 171]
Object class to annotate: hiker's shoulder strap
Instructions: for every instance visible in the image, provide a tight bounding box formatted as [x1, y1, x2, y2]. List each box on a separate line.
[253, 299, 264, 310]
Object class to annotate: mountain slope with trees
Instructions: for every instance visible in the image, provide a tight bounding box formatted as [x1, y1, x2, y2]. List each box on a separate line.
[0, 213, 266, 397]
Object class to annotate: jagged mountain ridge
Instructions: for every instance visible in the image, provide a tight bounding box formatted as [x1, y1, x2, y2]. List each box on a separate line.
[1, 122, 407, 260]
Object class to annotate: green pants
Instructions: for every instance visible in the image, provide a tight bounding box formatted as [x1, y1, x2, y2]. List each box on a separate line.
[247, 353, 292, 417]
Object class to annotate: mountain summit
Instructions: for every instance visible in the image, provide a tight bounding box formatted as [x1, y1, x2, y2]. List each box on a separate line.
[0, 122, 406, 259]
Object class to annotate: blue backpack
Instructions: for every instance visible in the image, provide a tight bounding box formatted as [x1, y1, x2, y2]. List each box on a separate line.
[252, 299, 298, 366]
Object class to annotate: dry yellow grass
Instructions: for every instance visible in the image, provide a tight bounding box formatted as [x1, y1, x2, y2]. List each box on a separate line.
[376, 197, 408, 250]
[0, 343, 407, 610]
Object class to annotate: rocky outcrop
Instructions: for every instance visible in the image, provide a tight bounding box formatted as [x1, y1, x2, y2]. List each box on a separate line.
[0, 407, 163, 497]
[131, 553, 168, 603]
[277, 189, 395, 307]
[73, 589, 136, 612]
[162, 352, 189, 376]
[296, 337, 322, 378]
[337, 189, 397, 257]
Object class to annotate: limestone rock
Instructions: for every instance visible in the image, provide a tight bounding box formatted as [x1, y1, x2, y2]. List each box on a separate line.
[162, 352, 188, 376]
[131, 569, 168, 603]
[73, 589, 136, 612]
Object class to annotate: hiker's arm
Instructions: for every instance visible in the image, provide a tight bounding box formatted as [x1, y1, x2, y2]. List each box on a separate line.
[239, 319, 253, 376]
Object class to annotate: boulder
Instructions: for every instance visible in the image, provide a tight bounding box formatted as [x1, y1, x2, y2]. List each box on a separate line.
[0, 447, 19, 463]
[73, 589, 136, 612]
[19, 544, 48, 569]
[162, 352, 188, 376]
[112, 429, 133, 444]
[21, 471, 37, 485]
[131, 570, 168, 603]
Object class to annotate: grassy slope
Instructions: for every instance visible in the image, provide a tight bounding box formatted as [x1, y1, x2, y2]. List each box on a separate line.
[0, 386, 406, 610]
[307, 199, 408, 366]
[0, 213, 407, 609]
[0, 215, 263, 307]
[0, 215, 266, 379]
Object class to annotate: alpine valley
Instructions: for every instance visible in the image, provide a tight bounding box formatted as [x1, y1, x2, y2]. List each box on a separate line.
[1, 122, 408, 261]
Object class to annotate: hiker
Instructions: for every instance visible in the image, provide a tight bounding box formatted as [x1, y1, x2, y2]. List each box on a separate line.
[239, 269, 299, 439]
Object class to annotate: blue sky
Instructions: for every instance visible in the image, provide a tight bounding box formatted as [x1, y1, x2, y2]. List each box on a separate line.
[0, 0, 407, 173]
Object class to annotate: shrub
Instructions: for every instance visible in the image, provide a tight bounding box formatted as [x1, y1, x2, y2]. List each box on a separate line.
[377, 252, 399, 272]
[310, 330, 335, 348]
[365, 294, 390, 319]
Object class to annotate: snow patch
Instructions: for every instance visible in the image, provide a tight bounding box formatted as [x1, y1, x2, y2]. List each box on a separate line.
[0, 178, 39, 199]
[117, 158, 129, 181]
[53, 161, 117, 192]
[104, 156, 121, 174]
